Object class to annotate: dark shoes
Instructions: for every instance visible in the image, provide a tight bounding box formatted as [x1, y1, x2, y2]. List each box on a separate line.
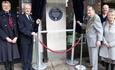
[87, 64, 93, 68]
[30, 68, 35, 70]
[4, 62, 14, 70]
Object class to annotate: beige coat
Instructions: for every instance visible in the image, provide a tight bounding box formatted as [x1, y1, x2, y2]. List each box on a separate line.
[100, 21, 115, 60]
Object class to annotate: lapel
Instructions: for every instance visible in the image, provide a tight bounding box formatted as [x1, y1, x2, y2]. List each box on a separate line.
[87, 15, 95, 25]
[24, 14, 33, 23]
[23, 14, 31, 26]
[86, 15, 96, 33]
[23, 14, 33, 29]
[24, 14, 30, 22]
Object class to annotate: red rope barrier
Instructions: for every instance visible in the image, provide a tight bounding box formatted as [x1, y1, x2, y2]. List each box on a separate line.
[39, 38, 81, 54]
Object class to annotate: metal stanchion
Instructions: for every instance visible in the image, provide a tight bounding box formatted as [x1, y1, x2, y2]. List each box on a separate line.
[75, 34, 86, 70]
[66, 15, 78, 65]
[32, 22, 47, 70]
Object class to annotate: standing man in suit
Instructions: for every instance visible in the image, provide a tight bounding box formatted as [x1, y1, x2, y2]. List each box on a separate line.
[18, 3, 38, 70]
[86, 6, 103, 70]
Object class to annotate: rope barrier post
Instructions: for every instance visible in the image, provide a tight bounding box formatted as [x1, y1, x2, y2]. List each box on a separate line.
[66, 15, 78, 65]
[80, 34, 83, 66]
[32, 22, 47, 70]
[75, 34, 86, 70]
[38, 23, 47, 70]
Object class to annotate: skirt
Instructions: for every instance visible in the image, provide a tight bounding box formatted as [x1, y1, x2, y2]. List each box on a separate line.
[0, 40, 20, 63]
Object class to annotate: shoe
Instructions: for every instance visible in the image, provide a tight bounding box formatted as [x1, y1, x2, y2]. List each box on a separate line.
[87, 64, 93, 68]
[9, 62, 14, 70]
[43, 58, 48, 62]
[4, 62, 9, 70]
[30, 67, 35, 70]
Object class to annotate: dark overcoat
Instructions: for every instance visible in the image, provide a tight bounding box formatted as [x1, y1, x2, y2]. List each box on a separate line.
[0, 11, 19, 62]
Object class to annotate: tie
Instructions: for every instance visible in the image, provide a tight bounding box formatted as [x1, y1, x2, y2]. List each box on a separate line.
[28, 15, 32, 21]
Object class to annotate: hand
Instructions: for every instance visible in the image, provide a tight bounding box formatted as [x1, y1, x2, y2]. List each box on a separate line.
[6, 37, 12, 43]
[36, 19, 41, 24]
[107, 45, 112, 48]
[96, 41, 101, 47]
[12, 37, 17, 43]
[77, 21, 82, 26]
[31, 32, 37, 36]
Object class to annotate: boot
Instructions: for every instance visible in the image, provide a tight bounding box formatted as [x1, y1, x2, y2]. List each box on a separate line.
[9, 62, 14, 70]
[4, 62, 9, 70]
[105, 63, 109, 70]
[111, 64, 114, 70]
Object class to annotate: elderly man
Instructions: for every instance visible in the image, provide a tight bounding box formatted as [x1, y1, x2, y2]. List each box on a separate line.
[18, 3, 39, 70]
[86, 6, 103, 70]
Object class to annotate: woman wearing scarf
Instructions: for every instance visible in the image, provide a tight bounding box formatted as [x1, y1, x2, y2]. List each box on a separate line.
[0, 1, 19, 70]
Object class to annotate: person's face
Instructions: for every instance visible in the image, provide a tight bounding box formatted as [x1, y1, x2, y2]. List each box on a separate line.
[87, 7, 95, 17]
[102, 5, 109, 14]
[2, 3, 11, 12]
[24, 4, 31, 15]
[107, 12, 115, 22]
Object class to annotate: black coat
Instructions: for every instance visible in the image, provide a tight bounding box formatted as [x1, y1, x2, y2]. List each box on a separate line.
[0, 11, 19, 62]
[18, 14, 36, 69]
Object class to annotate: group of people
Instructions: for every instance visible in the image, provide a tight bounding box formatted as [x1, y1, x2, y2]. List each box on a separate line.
[83, 4, 115, 70]
[0, 0, 115, 70]
[0, 1, 39, 70]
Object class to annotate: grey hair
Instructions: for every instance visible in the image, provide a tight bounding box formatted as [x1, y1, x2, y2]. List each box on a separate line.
[108, 9, 115, 15]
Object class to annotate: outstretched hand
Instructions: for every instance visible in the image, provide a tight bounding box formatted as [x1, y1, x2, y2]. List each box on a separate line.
[31, 32, 37, 36]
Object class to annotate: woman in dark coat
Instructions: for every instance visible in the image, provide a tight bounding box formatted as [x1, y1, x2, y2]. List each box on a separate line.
[0, 1, 19, 70]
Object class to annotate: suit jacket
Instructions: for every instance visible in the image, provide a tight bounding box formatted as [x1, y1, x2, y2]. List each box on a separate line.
[86, 14, 103, 47]
[18, 14, 35, 44]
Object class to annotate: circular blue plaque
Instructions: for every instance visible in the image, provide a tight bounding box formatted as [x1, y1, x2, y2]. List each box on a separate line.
[49, 7, 63, 21]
